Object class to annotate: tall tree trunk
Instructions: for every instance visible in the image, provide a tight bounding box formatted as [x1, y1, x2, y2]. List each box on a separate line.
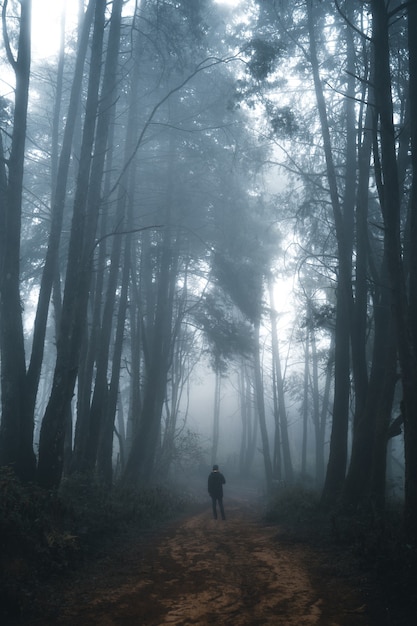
[306, 1, 353, 505]
[371, 0, 417, 540]
[122, 225, 176, 485]
[88, 8, 141, 474]
[37, 0, 107, 489]
[97, 234, 131, 485]
[342, 89, 375, 508]
[309, 322, 323, 487]
[404, 0, 417, 537]
[344, 4, 368, 431]
[253, 320, 273, 492]
[271, 364, 282, 481]
[211, 368, 221, 465]
[301, 327, 309, 477]
[125, 252, 144, 459]
[268, 278, 293, 482]
[0, 0, 36, 481]
[369, 303, 397, 513]
[26, 0, 95, 426]
[238, 361, 257, 477]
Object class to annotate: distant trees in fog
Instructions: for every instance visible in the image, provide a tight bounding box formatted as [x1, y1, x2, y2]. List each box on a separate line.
[1, 0, 417, 543]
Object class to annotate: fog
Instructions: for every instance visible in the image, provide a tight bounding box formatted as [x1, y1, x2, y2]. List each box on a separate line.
[0, 0, 409, 514]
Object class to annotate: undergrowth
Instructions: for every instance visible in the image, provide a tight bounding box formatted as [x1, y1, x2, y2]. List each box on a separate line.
[264, 484, 417, 625]
[0, 467, 195, 623]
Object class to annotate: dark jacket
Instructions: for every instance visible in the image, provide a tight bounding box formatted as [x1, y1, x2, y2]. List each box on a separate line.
[208, 470, 226, 498]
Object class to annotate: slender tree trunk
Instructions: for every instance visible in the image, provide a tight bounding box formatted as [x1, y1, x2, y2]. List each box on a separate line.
[268, 278, 293, 482]
[253, 320, 273, 492]
[310, 323, 322, 487]
[271, 365, 282, 481]
[122, 224, 176, 485]
[369, 307, 397, 513]
[26, 0, 95, 424]
[0, 0, 36, 481]
[342, 92, 375, 508]
[126, 260, 143, 459]
[409, 0, 417, 347]
[318, 338, 334, 487]
[301, 328, 309, 477]
[37, 0, 107, 489]
[97, 234, 131, 485]
[244, 364, 257, 474]
[211, 369, 221, 465]
[239, 361, 257, 477]
[371, 0, 417, 540]
[344, 253, 397, 509]
[238, 362, 249, 475]
[344, 4, 369, 434]
[404, 0, 417, 537]
[306, 1, 353, 505]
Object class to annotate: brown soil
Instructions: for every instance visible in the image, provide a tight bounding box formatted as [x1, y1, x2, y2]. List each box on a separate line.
[22, 491, 386, 626]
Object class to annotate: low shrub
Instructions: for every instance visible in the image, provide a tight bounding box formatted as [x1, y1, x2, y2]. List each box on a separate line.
[263, 485, 417, 625]
[0, 468, 195, 623]
[264, 484, 322, 527]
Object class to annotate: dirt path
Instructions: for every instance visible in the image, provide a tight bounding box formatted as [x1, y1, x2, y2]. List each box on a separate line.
[30, 497, 375, 626]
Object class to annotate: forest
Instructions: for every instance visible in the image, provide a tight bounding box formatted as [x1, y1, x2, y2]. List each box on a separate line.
[1, 0, 417, 620]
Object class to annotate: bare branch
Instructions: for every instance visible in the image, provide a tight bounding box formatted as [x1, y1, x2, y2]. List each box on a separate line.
[92, 224, 164, 251]
[2, 0, 17, 69]
[108, 54, 244, 197]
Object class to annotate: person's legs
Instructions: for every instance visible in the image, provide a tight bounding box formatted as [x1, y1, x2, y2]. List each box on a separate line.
[218, 497, 226, 520]
[211, 497, 218, 519]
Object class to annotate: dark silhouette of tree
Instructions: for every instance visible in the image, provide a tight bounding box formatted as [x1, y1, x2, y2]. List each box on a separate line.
[268, 276, 294, 483]
[370, 0, 417, 542]
[0, 0, 36, 481]
[37, 0, 111, 489]
[26, 0, 95, 456]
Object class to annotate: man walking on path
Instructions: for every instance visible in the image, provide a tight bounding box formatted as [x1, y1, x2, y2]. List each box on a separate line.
[208, 464, 226, 520]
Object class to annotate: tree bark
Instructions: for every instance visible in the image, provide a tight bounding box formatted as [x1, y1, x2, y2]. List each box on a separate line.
[306, 1, 353, 505]
[0, 0, 36, 481]
[253, 320, 273, 493]
[211, 369, 221, 465]
[37, 0, 107, 489]
[26, 0, 95, 425]
[371, 0, 417, 540]
[404, 0, 417, 538]
[268, 278, 293, 482]
[97, 233, 131, 485]
[122, 230, 176, 485]
[342, 85, 375, 508]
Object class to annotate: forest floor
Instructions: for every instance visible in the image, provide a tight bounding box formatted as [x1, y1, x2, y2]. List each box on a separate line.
[16, 486, 401, 626]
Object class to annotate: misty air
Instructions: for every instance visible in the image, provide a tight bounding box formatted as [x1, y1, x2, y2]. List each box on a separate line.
[0, 1, 416, 624]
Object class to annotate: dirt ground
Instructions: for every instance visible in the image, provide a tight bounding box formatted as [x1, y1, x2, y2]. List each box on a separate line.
[20, 488, 389, 626]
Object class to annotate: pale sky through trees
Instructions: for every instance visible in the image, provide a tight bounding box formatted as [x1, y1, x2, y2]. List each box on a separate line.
[31, 0, 244, 59]
[31, 0, 73, 58]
